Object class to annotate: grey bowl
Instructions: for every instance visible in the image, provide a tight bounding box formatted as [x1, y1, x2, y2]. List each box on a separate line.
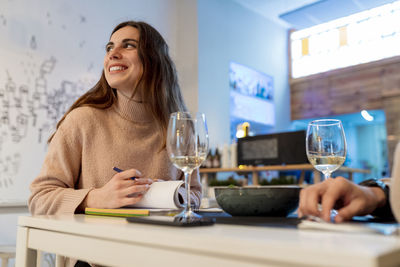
[214, 186, 301, 216]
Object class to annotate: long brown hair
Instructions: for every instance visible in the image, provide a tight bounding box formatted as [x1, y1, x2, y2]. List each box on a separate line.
[49, 21, 187, 147]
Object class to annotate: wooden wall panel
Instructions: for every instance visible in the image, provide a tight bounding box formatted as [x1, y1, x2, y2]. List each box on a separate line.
[382, 64, 400, 97]
[291, 80, 331, 120]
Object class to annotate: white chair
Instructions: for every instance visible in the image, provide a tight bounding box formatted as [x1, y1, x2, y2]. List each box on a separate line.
[0, 245, 16, 267]
[390, 142, 400, 222]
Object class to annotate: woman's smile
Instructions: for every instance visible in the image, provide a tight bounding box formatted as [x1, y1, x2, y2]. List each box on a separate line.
[108, 64, 128, 73]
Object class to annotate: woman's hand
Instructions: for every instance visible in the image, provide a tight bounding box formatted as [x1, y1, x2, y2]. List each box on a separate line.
[298, 177, 386, 223]
[84, 169, 154, 209]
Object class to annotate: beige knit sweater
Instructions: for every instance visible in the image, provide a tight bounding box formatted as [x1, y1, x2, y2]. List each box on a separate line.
[29, 90, 202, 215]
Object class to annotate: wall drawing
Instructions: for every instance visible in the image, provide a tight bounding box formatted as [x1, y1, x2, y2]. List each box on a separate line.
[0, 0, 107, 204]
[0, 57, 86, 191]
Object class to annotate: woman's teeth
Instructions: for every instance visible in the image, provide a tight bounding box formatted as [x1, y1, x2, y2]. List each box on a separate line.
[110, 66, 126, 71]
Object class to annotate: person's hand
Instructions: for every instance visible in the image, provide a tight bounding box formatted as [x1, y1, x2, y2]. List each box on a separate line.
[85, 169, 154, 209]
[298, 177, 387, 223]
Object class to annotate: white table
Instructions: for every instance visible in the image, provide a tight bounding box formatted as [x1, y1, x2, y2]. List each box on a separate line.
[16, 214, 400, 267]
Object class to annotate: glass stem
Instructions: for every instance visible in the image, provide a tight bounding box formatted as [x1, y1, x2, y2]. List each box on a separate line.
[184, 170, 193, 213]
[323, 171, 331, 181]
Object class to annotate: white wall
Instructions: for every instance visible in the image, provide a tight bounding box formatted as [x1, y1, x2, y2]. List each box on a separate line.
[175, 0, 199, 113]
[197, 0, 291, 149]
[0, 0, 198, 258]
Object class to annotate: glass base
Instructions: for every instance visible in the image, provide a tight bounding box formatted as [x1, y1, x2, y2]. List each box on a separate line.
[175, 209, 202, 222]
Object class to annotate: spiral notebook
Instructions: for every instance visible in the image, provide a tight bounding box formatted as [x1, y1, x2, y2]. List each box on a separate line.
[85, 181, 185, 217]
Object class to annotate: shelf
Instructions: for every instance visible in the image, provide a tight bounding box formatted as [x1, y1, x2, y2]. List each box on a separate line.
[199, 164, 370, 185]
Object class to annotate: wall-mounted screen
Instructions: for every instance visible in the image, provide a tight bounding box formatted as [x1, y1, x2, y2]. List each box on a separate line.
[229, 62, 275, 140]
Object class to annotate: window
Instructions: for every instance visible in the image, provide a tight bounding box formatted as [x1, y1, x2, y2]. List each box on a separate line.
[290, 1, 400, 78]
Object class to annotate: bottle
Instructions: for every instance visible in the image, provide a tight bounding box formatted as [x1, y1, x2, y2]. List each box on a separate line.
[213, 148, 221, 168]
[221, 143, 231, 168]
[205, 150, 214, 168]
[230, 142, 237, 168]
[200, 149, 208, 168]
[200, 156, 207, 168]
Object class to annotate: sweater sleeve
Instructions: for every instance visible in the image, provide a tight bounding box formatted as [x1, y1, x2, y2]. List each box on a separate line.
[28, 119, 91, 215]
[359, 178, 394, 219]
[390, 142, 400, 223]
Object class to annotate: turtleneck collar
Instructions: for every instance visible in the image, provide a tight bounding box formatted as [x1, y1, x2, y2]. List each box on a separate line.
[113, 90, 153, 123]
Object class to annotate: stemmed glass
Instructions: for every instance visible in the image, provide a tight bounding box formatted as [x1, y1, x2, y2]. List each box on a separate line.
[306, 119, 347, 182]
[167, 112, 209, 220]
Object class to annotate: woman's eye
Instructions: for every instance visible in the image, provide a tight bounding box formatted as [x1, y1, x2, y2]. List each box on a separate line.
[125, 43, 136, 49]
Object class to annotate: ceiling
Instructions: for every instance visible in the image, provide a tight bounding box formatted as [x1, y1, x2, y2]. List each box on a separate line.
[233, 0, 397, 29]
[233, 0, 318, 28]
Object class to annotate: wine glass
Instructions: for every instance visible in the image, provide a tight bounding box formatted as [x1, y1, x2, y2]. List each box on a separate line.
[306, 119, 347, 182]
[167, 112, 209, 220]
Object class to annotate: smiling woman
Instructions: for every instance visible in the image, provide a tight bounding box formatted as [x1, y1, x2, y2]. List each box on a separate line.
[28, 20, 201, 267]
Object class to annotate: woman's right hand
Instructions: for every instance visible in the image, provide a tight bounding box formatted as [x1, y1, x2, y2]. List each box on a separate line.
[84, 169, 153, 209]
[298, 177, 387, 222]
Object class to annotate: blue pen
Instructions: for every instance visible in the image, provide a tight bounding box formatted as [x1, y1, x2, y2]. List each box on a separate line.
[113, 167, 136, 180]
